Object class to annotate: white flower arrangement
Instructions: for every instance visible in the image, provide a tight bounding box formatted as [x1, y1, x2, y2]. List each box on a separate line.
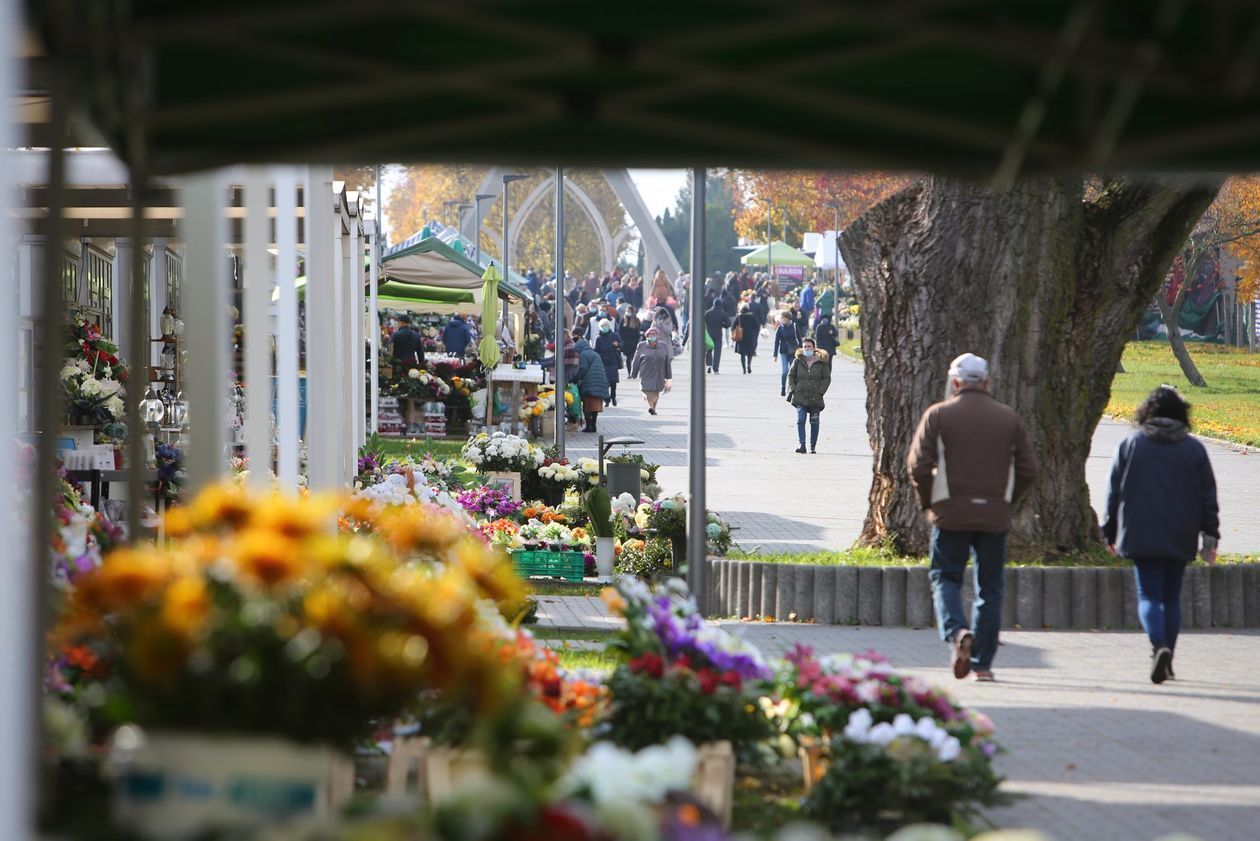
[611, 492, 638, 517]
[538, 462, 580, 483]
[563, 736, 698, 810]
[352, 473, 471, 525]
[461, 431, 545, 472]
[842, 709, 962, 763]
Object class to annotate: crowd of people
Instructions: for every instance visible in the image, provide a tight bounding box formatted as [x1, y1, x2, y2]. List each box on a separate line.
[523, 263, 852, 452]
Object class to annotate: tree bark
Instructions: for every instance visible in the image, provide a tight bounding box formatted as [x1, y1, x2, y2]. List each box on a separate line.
[840, 176, 1220, 556]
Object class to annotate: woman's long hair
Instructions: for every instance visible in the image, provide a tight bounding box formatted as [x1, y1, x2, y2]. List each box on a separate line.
[1135, 386, 1191, 427]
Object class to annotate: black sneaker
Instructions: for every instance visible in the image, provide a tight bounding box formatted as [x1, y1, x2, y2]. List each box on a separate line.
[1151, 647, 1172, 684]
[795, 446, 807, 454]
[810, 448, 817, 454]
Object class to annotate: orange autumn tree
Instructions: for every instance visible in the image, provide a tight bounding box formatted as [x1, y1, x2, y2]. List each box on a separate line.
[732, 171, 916, 243]
[1215, 175, 1260, 302]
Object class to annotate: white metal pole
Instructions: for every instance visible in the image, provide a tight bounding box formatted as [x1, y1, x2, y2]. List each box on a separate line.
[351, 208, 364, 449]
[274, 168, 299, 489]
[306, 166, 339, 491]
[554, 167, 566, 455]
[688, 168, 707, 611]
[243, 169, 272, 489]
[182, 171, 229, 492]
[332, 199, 348, 482]
[369, 222, 380, 434]
[0, 0, 33, 826]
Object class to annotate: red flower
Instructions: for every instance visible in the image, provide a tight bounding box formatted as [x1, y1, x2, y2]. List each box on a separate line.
[518, 805, 592, 841]
[629, 652, 664, 678]
[697, 669, 719, 695]
[719, 670, 742, 689]
[673, 654, 692, 672]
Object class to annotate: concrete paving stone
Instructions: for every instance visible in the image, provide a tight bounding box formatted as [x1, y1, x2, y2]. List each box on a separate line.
[748, 563, 763, 620]
[1000, 567, 1018, 629]
[1244, 566, 1260, 626]
[1211, 565, 1231, 628]
[1225, 565, 1245, 628]
[794, 565, 814, 622]
[735, 561, 751, 619]
[1042, 567, 1071, 629]
[857, 567, 883, 625]
[1189, 564, 1213, 629]
[906, 567, 934, 629]
[812, 567, 835, 624]
[834, 566, 858, 624]
[1121, 568, 1139, 629]
[1180, 568, 1196, 629]
[880, 567, 907, 627]
[1098, 567, 1125, 629]
[1015, 568, 1044, 629]
[1069, 567, 1098, 629]
[759, 564, 777, 620]
[775, 565, 798, 621]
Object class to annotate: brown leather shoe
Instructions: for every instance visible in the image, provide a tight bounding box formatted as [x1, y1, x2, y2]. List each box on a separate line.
[952, 630, 974, 680]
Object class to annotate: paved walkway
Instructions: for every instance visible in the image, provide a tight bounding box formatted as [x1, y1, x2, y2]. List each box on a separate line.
[565, 338, 1260, 553]
[726, 622, 1260, 841]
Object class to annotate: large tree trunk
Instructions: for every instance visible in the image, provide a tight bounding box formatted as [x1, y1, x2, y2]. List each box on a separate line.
[840, 177, 1220, 556]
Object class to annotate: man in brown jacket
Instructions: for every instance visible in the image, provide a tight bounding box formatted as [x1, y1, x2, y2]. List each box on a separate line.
[907, 353, 1038, 682]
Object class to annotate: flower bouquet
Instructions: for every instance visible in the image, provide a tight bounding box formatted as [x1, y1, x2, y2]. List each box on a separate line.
[597, 579, 772, 754]
[461, 431, 545, 475]
[54, 484, 527, 835]
[456, 485, 524, 519]
[517, 518, 591, 553]
[404, 367, 452, 400]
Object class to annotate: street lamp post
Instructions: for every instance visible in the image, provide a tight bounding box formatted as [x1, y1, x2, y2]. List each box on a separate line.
[474, 192, 495, 265]
[502, 173, 528, 341]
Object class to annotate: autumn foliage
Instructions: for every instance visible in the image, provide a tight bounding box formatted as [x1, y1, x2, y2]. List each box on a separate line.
[732, 171, 916, 243]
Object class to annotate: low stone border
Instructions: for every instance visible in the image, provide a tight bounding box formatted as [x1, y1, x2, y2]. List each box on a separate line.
[704, 560, 1260, 629]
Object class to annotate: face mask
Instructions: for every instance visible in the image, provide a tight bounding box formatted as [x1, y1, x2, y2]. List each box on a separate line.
[600, 325, 611, 333]
[804, 348, 816, 357]
[647, 338, 658, 345]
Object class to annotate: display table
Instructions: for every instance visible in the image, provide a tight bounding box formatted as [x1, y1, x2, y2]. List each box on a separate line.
[488, 363, 544, 436]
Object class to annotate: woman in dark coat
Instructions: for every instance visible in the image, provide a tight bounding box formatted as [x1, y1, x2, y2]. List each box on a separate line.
[1102, 386, 1220, 684]
[734, 303, 760, 374]
[593, 318, 623, 406]
[786, 338, 832, 454]
[618, 310, 642, 376]
[574, 336, 611, 432]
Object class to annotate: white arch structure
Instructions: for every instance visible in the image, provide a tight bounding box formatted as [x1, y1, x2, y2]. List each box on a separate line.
[461, 167, 682, 278]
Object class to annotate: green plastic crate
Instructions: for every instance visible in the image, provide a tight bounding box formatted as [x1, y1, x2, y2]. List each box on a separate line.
[511, 549, 585, 582]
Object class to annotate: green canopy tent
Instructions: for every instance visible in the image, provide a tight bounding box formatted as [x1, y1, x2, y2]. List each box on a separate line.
[740, 241, 815, 268]
[281, 276, 485, 314]
[381, 233, 530, 302]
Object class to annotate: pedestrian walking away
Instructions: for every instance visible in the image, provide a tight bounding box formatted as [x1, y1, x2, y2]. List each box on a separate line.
[814, 313, 839, 359]
[618, 310, 642, 377]
[704, 298, 731, 374]
[773, 313, 803, 396]
[1102, 386, 1220, 684]
[441, 313, 474, 357]
[734, 304, 760, 373]
[785, 338, 832, 453]
[630, 327, 673, 415]
[593, 319, 623, 407]
[800, 278, 817, 326]
[573, 335, 610, 433]
[907, 353, 1038, 683]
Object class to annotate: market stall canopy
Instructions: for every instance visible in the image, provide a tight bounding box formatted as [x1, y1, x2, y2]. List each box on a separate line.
[283, 275, 513, 317]
[380, 234, 529, 301]
[23, 3, 1260, 180]
[741, 241, 815, 268]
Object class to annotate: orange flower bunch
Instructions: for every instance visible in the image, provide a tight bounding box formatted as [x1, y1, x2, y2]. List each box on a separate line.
[54, 483, 528, 746]
[502, 631, 607, 728]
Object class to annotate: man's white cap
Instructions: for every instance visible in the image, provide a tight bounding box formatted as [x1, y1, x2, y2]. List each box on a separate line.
[948, 352, 989, 383]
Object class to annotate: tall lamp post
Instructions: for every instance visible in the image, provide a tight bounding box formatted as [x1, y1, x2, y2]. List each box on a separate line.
[824, 199, 842, 325]
[474, 192, 496, 264]
[502, 173, 528, 326]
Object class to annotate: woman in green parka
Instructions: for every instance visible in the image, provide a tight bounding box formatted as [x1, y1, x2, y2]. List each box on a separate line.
[786, 337, 832, 454]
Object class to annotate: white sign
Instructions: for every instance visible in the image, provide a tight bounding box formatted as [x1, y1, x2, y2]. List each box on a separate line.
[1254, 299, 1260, 340]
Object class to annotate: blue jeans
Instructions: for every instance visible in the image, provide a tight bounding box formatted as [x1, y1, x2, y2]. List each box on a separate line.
[1132, 558, 1188, 652]
[779, 353, 792, 391]
[929, 527, 1006, 671]
[796, 406, 820, 448]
